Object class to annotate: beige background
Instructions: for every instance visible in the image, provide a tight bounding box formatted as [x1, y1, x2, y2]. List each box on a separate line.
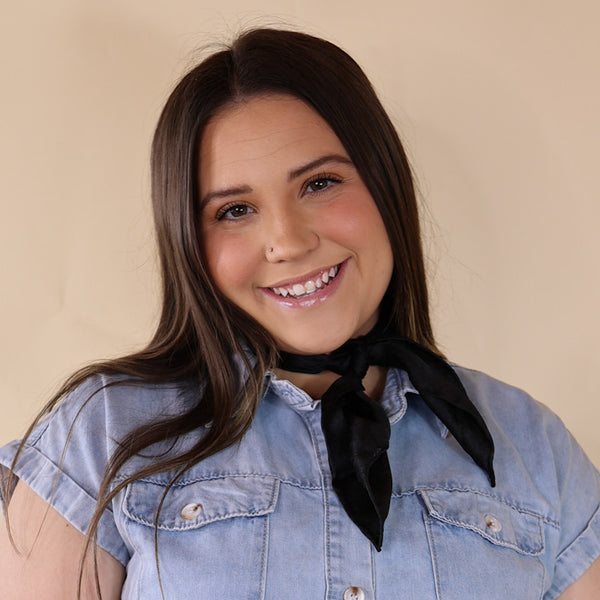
[1, 1, 598, 467]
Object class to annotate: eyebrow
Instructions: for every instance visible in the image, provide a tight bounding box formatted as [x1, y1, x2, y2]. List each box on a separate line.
[200, 153, 354, 208]
[287, 153, 354, 181]
[200, 185, 252, 208]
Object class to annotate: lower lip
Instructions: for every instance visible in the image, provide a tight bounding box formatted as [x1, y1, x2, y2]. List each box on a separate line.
[262, 260, 348, 309]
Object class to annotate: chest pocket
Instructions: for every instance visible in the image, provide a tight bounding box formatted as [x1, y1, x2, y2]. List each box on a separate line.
[121, 475, 280, 600]
[419, 489, 546, 600]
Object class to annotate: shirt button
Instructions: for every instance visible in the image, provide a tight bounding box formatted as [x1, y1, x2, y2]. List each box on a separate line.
[484, 513, 502, 533]
[181, 502, 203, 520]
[343, 587, 365, 600]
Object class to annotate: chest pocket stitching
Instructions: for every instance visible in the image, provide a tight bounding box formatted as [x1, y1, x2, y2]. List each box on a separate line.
[419, 488, 545, 556]
[123, 475, 280, 531]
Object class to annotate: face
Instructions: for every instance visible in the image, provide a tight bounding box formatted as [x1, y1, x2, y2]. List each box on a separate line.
[199, 94, 394, 354]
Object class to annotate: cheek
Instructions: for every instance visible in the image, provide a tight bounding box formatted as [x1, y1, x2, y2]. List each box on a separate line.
[325, 193, 390, 251]
[203, 232, 257, 299]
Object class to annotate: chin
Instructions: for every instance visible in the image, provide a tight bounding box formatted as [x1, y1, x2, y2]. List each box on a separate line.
[275, 330, 357, 356]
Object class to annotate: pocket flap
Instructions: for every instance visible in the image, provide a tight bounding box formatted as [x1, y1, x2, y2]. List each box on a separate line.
[124, 475, 280, 531]
[419, 489, 544, 555]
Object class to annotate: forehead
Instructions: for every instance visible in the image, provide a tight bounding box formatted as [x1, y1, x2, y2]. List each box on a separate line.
[203, 93, 335, 142]
[198, 94, 347, 184]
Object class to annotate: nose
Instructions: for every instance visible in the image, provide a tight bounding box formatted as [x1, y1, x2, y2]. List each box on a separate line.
[264, 208, 319, 262]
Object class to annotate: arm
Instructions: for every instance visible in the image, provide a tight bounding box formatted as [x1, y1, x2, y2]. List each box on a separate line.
[556, 556, 600, 599]
[0, 481, 125, 600]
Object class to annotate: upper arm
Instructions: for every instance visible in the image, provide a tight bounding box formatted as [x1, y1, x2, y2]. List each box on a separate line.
[556, 556, 600, 599]
[0, 481, 125, 600]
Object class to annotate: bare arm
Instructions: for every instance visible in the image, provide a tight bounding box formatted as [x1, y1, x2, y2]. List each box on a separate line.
[556, 555, 600, 599]
[0, 481, 125, 599]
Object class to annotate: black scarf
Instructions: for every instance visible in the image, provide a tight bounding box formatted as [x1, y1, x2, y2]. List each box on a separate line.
[277, 327, 495, 551]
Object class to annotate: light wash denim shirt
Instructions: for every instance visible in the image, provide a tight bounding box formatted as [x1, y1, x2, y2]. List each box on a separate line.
[1, 366, 600, 599]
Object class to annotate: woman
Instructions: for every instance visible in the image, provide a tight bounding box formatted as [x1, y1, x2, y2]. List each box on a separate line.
[1, 28, 599, 599]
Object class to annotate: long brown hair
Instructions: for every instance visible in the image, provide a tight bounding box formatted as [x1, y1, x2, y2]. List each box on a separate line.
[6, 27, 437, 597]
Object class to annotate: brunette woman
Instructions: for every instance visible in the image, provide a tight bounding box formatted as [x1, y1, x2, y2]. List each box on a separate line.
[1, 28, 599, 599]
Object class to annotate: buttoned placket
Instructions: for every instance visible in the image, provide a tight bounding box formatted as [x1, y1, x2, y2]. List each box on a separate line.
[301, 404, 376, 599]
[271, 375, 378, 599]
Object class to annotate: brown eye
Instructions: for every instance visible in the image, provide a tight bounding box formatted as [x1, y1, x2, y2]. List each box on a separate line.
[217, 204, 252, 220]
[228, 205, 248, 218]
[308, 179, 329, 192]
[305, 174, 342, 194]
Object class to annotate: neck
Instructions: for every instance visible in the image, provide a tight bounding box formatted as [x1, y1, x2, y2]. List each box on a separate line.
[274, 364, 388, 401]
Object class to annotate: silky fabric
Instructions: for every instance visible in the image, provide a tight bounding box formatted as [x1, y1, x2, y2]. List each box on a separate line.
[278, 329, 495, 550]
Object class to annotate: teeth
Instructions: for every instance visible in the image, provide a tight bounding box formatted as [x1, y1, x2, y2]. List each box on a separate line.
[271, 264, 340, 298]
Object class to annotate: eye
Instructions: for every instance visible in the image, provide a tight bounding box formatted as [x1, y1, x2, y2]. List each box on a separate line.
[216, 203, 253, 221]
[304, 173, 342, 194]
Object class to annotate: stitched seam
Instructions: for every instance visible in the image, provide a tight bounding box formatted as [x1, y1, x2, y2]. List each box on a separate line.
[418, 489, 546, 556]
[536, 555, 545, 600]
[124, 478, 280, 531]
[118, 487, 144, 600]
[127, 505, 275, 530]
[301, 411, 332, 600]
[395, 485, 558, 527]
[425, 512, 543, 555]
[370, 541, 377, 599]
[115, 472, 321, 491]
[554, 502, 600, 563]
[423, 512, 442, 600]
[259, 512, 269, 600]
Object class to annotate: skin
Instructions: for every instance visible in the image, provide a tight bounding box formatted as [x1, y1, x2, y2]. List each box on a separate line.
[2, 93, 599, 598]
[199, 93, 394, 397]
[1, 481, 599, 598]
[0, 481, 125, 599]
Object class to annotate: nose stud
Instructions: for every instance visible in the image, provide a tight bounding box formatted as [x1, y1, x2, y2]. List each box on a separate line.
[268, 247, 274, 253]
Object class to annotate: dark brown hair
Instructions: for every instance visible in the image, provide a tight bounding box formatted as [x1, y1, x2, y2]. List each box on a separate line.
[6, 27, 437, 597]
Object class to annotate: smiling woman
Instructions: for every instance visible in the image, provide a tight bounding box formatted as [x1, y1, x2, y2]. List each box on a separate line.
[1, 27, 599, 600]
[200, 94, 394, 355]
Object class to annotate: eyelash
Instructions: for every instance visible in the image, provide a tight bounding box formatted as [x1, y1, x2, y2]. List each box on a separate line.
[303, 172, 343, 194]
[214, 172, 343, 221]
[215, 202, 254, 221]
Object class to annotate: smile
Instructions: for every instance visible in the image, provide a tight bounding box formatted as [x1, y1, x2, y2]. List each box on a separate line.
[270, 265, 340, 299]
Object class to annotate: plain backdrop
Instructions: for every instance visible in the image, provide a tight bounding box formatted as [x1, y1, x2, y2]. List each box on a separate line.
[1, 1, 598, 467]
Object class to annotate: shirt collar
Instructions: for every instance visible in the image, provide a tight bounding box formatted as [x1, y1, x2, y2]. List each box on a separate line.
[263, 368, 449, 439]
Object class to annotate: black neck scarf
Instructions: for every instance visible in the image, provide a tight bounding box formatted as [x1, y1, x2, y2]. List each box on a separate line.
[277, 325, 495, 551]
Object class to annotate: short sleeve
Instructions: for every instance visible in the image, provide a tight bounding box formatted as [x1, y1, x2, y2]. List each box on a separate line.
[0, 376, 130, 565]
[544, 414, 600, 599]
[454, 366, 600, 599]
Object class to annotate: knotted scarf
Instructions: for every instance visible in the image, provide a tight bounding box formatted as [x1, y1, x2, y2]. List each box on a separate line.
[277, 327, 495, 551]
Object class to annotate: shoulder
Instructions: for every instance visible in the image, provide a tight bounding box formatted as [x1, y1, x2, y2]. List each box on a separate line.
[452, 364, 600, 593]
[452, 363, 538, 409]
[1, 373, 199, 509]
[449, 364, 600, 517]
[450, 364, 593, 484]
[0, 374, 200, 565]
[451, 364, 568, 444]
[29, 373, 199, 447]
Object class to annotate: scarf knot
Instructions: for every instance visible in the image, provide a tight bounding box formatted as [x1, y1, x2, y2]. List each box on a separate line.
[328, 336, 370, 379]
[277, 328, 495, 551]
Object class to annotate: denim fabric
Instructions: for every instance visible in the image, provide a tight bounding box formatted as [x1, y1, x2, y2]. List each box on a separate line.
[1, 366, 600, 599]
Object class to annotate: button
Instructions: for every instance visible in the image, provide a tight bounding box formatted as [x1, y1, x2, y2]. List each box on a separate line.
[484, 513, 502, 533]
[181, 502, 203, 520]
[343, 587, 365, 600]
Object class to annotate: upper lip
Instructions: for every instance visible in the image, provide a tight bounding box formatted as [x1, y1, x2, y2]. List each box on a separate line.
[264, 262, 343, 289]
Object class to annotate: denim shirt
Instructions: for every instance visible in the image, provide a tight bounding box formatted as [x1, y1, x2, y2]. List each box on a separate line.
[1, 366, 600, 599]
